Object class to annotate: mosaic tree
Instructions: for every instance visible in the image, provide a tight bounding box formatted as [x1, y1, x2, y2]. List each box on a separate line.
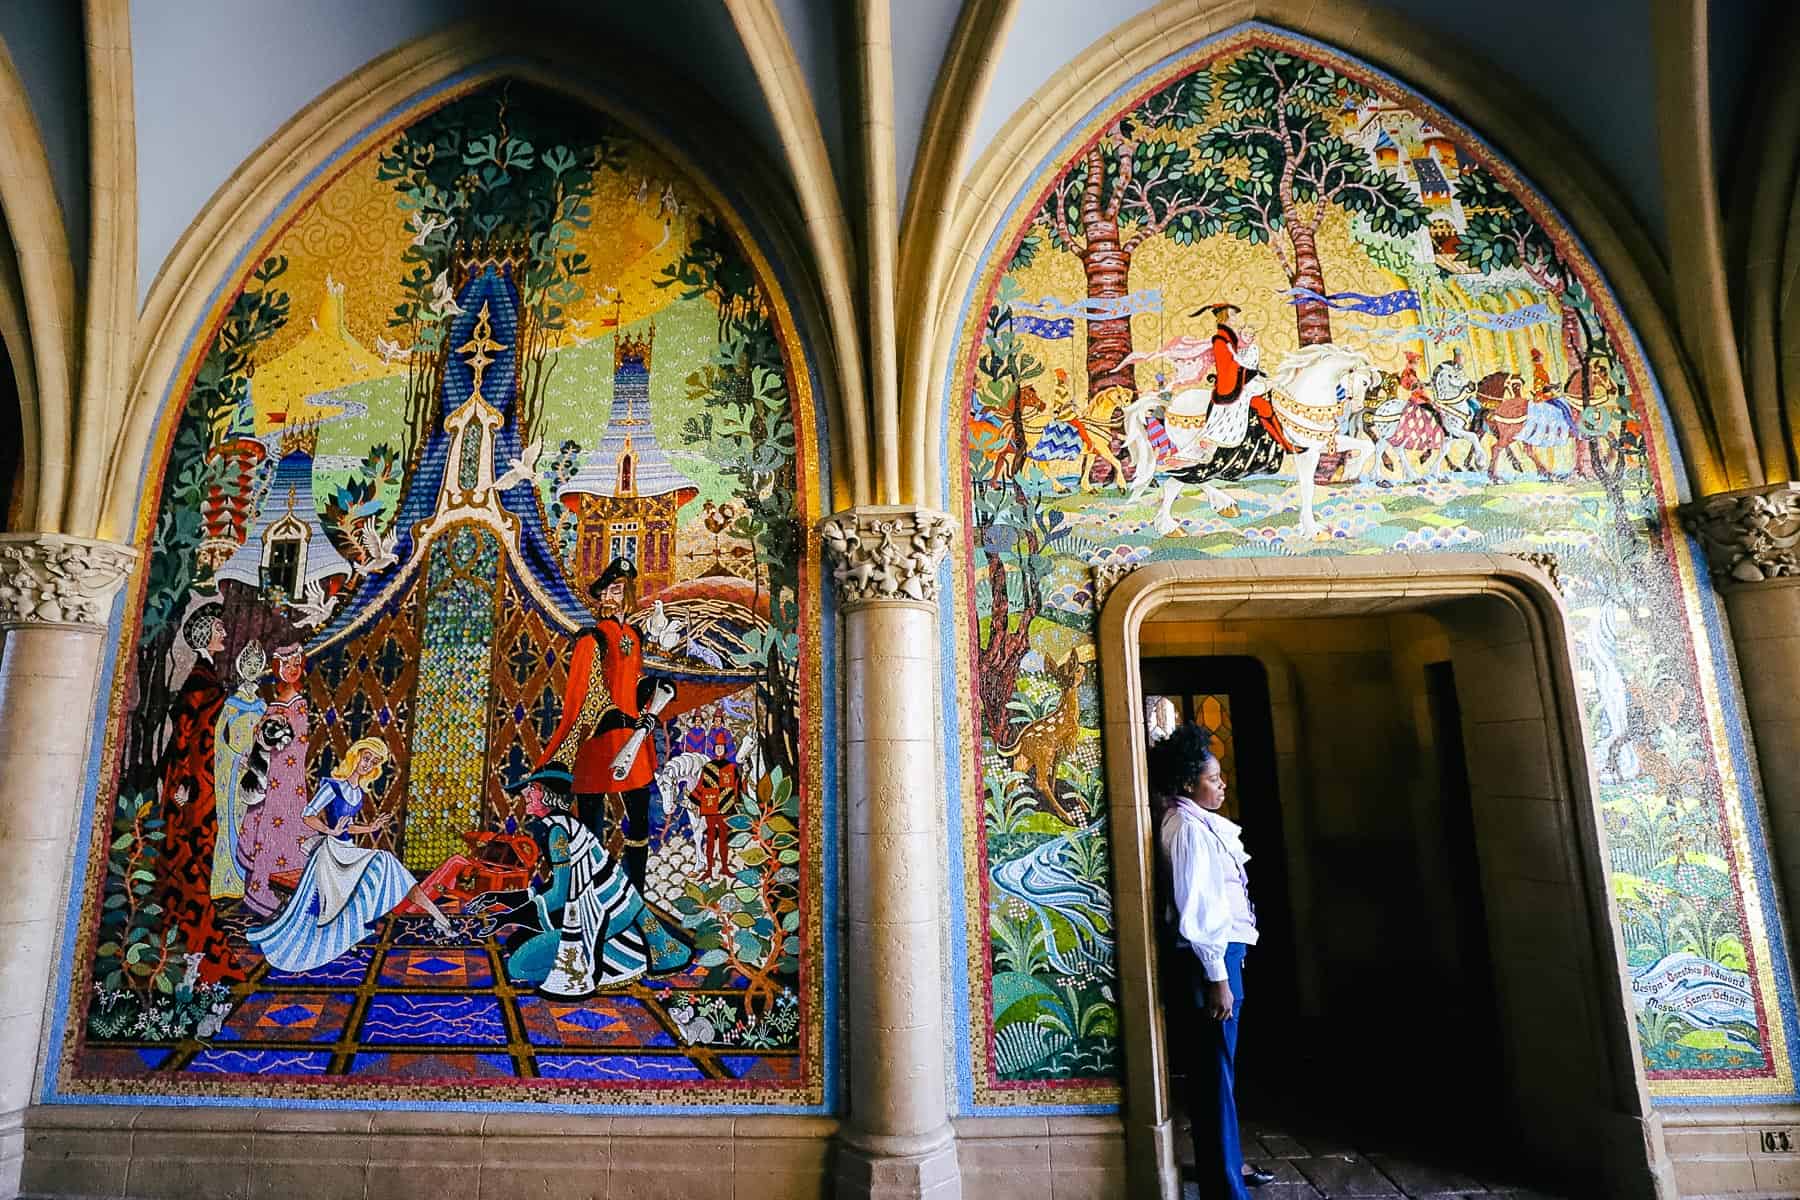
[124, 257, 290, 795]
[1019, 72, 1219, 398]
[1196, 48, 1426, 345]
[1454, 161, 1605, 396]
[658, 217, 803, 783]
[377, 82, 629, 458]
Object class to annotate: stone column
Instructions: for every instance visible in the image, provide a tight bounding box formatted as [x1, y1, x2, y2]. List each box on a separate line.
[1681, 484, 1800, 915]
[0, 534, 135, 1196]
[819, 506, 961, 1200]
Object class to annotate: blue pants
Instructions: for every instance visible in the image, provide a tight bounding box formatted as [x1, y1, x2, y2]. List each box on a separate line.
[1184, 942, 1249, 1200]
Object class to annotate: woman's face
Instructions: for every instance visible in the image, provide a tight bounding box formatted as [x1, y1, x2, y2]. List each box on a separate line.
[277, 654, 304, 684]
[1187, 759, 1226, 811]
[354, 748, 383, 781]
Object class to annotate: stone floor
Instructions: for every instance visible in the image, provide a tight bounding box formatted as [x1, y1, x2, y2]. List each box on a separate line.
[1176, 1115, 1572, 1199]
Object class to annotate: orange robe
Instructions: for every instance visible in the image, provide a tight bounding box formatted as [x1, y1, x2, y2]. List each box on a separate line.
[538, 619, 653, 794]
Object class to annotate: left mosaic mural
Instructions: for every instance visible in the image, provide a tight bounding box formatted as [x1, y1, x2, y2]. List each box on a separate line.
[51, 77, 829, 1108]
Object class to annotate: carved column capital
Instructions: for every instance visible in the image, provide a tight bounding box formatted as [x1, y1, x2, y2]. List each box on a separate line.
[818, 505, 956, 607]
[0, 534, 137, 628]
[1679, 482, 1800, 587]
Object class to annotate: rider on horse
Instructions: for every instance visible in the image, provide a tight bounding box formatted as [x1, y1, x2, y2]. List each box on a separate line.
[1184, 303, 1297, 462]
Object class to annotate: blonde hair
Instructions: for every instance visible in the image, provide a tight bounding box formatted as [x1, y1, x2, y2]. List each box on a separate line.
[333, 737, 390, 783]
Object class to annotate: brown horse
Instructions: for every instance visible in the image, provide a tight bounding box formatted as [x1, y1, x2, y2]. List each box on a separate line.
[991, 383, 1047, 479]
[1475, 370, 1578, 482]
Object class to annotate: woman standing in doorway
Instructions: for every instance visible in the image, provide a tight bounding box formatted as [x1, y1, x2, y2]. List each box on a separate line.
[1154, 724, 1276, 1198]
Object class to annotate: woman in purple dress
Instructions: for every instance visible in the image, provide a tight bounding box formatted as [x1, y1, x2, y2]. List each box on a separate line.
[238, 642, 311, 917]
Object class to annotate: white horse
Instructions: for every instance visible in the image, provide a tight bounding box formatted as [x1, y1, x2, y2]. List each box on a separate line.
[1425, 359, 1490, 478]
[1124, 343, 1381, 538]
[654, 751, 708, 855]
[1361, 360, 1489, 484]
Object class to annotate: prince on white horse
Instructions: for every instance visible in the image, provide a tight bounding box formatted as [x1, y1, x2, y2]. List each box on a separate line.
[1123, 334, 1380, 538]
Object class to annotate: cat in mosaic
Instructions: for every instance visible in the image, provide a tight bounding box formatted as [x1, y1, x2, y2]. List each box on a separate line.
[235, 716, 296, 822]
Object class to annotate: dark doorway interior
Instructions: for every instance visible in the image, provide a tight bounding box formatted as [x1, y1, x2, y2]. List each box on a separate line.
[1146, 649, 1552, 1196]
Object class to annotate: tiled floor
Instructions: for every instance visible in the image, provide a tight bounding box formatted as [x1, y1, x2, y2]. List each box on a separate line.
[79, 911, 800, 1086]
[1177, 1115, 1572, 1199]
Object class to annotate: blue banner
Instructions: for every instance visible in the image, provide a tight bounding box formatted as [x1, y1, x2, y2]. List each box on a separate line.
[1019, 289, 1164, 321]
[1282, 287, 1421, 315]
[1012, 314, 1075, 339]
[1466, 302, 1558, 331]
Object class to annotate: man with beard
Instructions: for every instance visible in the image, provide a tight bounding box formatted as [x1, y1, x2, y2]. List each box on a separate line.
[537, 557, 666, 891]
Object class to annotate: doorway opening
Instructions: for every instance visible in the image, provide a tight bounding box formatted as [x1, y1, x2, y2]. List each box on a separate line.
[1098, 557, 1664, 1200]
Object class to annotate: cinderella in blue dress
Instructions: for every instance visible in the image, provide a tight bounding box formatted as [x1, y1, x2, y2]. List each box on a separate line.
[248, 738, 450, 972]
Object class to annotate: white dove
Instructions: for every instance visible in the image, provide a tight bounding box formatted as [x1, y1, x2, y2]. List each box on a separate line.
[289, 578, 341, 630]
[374, 335, 412, 367]
[355, 521, 399, 573]
[408, 213, 454, 247]
[492, 438, 543, 492]
[429, 270, 464, 318]
[645, 600, 685, 653]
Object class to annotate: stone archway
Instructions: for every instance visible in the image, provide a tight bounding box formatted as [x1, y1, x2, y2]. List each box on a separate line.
[1096, 553, 1672, 1200]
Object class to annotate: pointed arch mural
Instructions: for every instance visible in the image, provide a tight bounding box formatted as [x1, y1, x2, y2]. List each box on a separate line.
[50, 73, 832, 1111]
[942, 24, 1798, 1111]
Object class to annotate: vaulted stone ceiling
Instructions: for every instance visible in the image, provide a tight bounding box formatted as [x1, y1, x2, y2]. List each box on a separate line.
[0, 0, 1767, 304]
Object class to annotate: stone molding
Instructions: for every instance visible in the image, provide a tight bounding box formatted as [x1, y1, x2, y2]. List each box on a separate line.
[819, 505, 955, 606]
[1091, 561, 1142, 612]
[1679, 482, 1800, 586]
[0, 534, 136, 628]
[1508, 551, 1563, 593]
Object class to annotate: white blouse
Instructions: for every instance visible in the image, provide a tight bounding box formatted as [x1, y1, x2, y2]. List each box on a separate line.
[1159, 800, 1259, 982]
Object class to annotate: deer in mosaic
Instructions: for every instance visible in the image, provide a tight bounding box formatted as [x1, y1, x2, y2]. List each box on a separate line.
[995, 646, 1090, 825]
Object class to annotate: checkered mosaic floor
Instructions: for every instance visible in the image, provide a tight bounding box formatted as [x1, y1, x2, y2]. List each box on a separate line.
[80, 913, 800, 1087]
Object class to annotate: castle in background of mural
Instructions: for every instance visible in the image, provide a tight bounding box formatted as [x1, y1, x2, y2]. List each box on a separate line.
[955, 30, 1787, 1107]
[59, 79, 825, 1106]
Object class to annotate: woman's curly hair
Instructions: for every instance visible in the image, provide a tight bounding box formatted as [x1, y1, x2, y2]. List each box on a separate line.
[1147, 721, 1216, 799]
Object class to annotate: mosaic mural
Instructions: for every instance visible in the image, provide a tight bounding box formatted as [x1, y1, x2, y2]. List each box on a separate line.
[946, 27, 1795, 1109]
[54, 77, 828, 1108]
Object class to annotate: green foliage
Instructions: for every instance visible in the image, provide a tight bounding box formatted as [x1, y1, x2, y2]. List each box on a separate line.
[665, 216, 804, 778]
[1196, 49, 1427, 249]
[670, 767, 803, 990]
[1034, 71, 1222, 257]
[655, 216, 763, 336]
[377, 81, 626, 447]
[1452, 162, 1557, 276]
[991, 914, 1050, 977]
[87, 787, 216, 1038]
[192, 255, 292, 445]
[984, 763, 1039, 837]
[145, 255, 291, 636]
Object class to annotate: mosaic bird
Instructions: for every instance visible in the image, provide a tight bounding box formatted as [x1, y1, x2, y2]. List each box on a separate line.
[408, 212, 454, 248]
[493, 439, 543, 493]
[645, 600, 685, 652]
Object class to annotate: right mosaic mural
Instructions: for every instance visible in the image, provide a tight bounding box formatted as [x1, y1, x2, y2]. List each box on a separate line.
[944, 25, 1796, 1111]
